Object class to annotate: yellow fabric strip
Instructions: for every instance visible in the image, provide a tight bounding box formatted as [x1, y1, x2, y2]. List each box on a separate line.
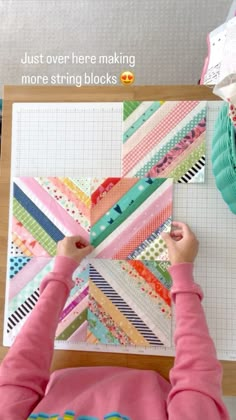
[90, 281, 149, 346]
[12, 233, 33, 256]
[63, 178, 91, 207]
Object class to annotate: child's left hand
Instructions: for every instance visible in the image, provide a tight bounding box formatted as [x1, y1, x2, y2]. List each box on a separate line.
[56, 236, 94, 265]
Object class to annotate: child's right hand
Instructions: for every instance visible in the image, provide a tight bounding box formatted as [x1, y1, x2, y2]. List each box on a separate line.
[56, 236, 94, 265]
[161, 221, 199, 266]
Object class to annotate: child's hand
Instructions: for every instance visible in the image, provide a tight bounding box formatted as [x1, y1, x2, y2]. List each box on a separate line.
[161, 221, 199, 265]
[56, 236, 94, 265]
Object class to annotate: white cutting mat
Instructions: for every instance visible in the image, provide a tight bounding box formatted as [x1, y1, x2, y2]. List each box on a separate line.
[11, 102, 122, 177]
[174, 102, 236, 361]
[6, 101, 236, 360]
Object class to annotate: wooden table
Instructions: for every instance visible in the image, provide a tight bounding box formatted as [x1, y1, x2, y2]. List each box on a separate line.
[1, 85, 235, 395]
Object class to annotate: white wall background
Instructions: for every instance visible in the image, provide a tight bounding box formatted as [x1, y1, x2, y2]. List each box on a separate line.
[0, 0, 233, 95]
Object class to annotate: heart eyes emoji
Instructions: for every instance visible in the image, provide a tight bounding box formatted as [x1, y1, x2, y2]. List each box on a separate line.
[120, 71, 135, 85]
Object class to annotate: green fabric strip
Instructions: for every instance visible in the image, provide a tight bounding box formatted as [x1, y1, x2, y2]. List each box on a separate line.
[123, 101, 163, 143]
[13, 199, 57, 255]
[91, 178, 165, 247]
[144, 261, 172, 289]
[168, 142, 206, 181]
[135, 108, 206, 177]
[56, 308, 87, 340]
[123, 101, 142, 120]
[88, 309, 120, 344]
[92, 178, 158, 237]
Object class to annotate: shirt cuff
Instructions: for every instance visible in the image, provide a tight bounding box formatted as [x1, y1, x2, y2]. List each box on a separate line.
[168, 262, 203, 303]
[53, 255, 79, 276]
[40, 256, 79, 294]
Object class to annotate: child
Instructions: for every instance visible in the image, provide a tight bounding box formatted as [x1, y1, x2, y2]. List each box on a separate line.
[0, 222, 230, 420]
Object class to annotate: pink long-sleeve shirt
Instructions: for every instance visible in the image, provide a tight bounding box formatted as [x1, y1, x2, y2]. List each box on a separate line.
[0, 257, 229, 420]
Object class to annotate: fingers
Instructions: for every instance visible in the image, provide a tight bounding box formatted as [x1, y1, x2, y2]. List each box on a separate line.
[170, 230, 183, 237]
[71, 236, 89, 246]
[172, 221, 193, 235]
[163, 231, 182, 244]
[69, 236, 94, 255]
[161, 231, 174, 246]
[75, 241, 87, 249]
[62, 236, 89, 248]
[78, 244, 94, 259]
[172, 221, 189, 230]
[171, 237, 182, 242]
[170, 232, 182, 241]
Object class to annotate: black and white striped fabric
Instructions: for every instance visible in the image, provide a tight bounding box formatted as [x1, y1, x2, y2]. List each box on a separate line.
[7, 289, 40, 333]
[177, 156, 205, 183]
[90, 266, 164, 346]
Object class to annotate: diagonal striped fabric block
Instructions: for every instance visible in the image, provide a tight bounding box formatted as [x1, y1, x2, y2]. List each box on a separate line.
[90, 177, 173, 260]
[6, 257, 89, 344]
[6, 256, 53, 340]
[122, 100, 207, 183]
[6, 257, 172, 348]
[11, 177, 172, 260]
[87, 259, 172, 347]
[11, 177, 91, 257]
[55, 264, 89, 343]
[7, 177, 173, 349]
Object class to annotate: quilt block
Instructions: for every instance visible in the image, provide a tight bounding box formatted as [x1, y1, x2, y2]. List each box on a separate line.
[90, 177, 172, 260]
[11, 177, 173, 261]
[5, 257, 172, 348]
[11, 177, 90, 257]
[87, 259, 172, 347]
[123, 100, 207, 183]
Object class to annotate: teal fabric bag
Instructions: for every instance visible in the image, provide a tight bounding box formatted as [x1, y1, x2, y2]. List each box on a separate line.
[212, 103, 236, 214]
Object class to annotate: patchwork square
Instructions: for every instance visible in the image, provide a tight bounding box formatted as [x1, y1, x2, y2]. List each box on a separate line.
[7, 256, 53, 340]
[90, 177, 173, 260]
[6, 257, 172, 349]
[55, 264, 89, 342]
[7, 176, 173, 349]
[11, 177, 90, 257]
[87, 259, 172, 347]
[122, 100, 207, 183]
[6, 256, 89, 344]
[6, 101, 209, 353]
[12, 177, 173, 261]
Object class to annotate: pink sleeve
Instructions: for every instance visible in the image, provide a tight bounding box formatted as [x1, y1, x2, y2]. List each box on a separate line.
[0, 256, 78, 420]
[167, 263, 229, 420]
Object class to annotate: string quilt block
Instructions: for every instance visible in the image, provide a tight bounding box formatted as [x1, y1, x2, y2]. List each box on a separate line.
[55, 264, 89, 342]
[90, 177, 173, 260]
[87, 259, 172, 347]
[11, 176, 172, 260]
[5, 100, 212, 353]
[122, 100, 207, 183]
[6, 257, 172, 348]
[11, 177, 90, 257]
[6, 256, 89, 344]
[8, 175, 173, 348]
[7, 256, 53, 340]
